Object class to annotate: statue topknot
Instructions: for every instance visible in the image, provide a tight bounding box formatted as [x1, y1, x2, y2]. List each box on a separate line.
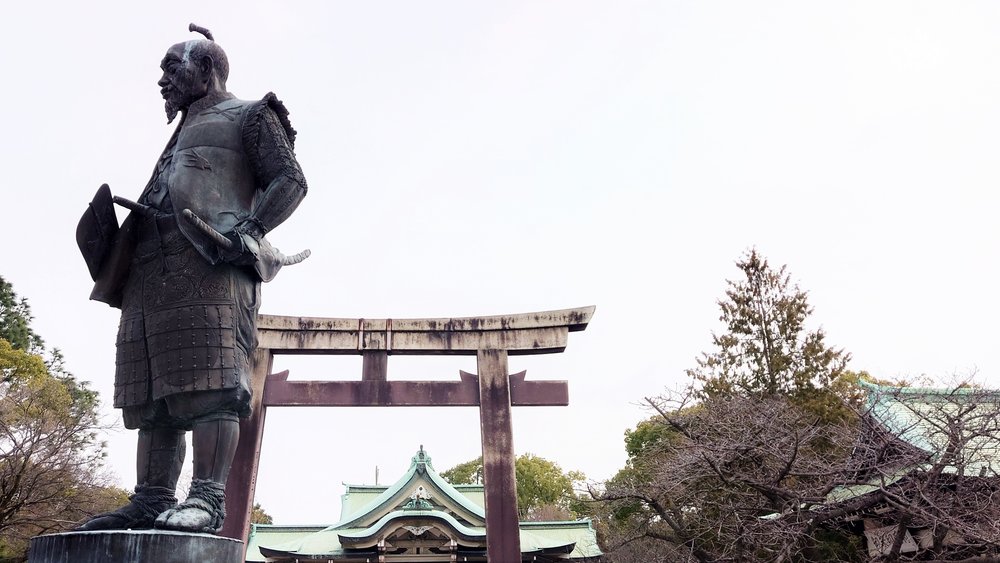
[189, 23, 214, 41]
[184, 24, 229, 84]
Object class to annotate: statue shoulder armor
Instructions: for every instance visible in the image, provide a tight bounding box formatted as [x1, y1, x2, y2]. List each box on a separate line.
[241, 92, 297, 149]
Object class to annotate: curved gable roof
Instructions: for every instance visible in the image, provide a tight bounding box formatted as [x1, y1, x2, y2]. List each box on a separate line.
[338, 510, 486, 546]
[334, 447, 486, 529]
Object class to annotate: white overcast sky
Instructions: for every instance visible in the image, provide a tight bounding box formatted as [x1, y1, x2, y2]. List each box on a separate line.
[1, 1, 998, 525]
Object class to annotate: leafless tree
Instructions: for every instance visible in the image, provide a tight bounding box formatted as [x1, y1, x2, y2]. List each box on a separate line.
[599, 383, 1000, 562]
[599, 390, 859, 562]
[829, 383, 1000, 562]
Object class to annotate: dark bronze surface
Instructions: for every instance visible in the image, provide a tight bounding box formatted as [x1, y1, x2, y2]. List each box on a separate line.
[76, 23, 308, 536]
[29, 530, 243, 563]
[76, 184, 119, 281]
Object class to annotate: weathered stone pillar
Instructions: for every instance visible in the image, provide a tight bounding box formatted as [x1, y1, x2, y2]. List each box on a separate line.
[477, 349, 521, 561]
[28, 530, 243, 563]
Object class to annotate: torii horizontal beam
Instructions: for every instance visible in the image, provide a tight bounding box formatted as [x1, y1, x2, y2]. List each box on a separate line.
[254, 306, 593, 354]
[262, 370, 569, 407]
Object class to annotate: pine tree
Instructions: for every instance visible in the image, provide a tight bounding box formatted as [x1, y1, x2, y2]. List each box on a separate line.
[688, 250, 849, 409]
[0, 276, 44, 354]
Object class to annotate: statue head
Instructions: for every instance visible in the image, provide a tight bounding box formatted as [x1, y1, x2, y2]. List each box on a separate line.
[158, 24, 230, 123]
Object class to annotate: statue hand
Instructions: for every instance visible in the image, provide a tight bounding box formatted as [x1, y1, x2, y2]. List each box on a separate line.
[219, 229, 257, 266]
[179, 209, 262, 266]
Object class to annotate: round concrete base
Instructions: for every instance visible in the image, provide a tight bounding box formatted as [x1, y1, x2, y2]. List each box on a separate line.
[28, 529, 244, 563]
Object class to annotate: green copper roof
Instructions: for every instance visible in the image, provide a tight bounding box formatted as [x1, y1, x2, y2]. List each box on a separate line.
[338, 509, 486, 543]
[821, 465, 913, 504]
[333, 447, 486, 529]
[521, 521, 603, 558]
[860, 380, 1000, 476]
[761, 381, 1000, 522]
[245, 525, 326, 561]
[246, 447, 602, 561]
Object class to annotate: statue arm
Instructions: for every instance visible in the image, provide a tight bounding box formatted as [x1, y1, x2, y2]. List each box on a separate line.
[237, 93, 309, 239]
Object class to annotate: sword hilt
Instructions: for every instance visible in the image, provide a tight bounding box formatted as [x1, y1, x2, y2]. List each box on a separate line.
[182, 208, 235, 250]
[182, 208, 310, 266]
[113, 196, 156, 218]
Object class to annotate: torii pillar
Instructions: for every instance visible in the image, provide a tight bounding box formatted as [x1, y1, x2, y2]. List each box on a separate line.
[220, 306, 594, 562]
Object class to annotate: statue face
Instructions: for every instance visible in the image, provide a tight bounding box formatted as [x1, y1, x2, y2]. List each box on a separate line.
[158, 42, 208, 123]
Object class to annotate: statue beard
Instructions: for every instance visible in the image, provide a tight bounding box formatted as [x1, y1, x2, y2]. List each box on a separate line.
[165, 100, 180, 124]
[162, 67, 198, 124]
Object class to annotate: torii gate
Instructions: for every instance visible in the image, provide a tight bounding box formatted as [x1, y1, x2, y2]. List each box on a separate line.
[220, 305, 594, 561]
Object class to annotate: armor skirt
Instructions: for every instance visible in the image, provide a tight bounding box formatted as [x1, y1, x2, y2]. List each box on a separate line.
[114, 213, 258, 426]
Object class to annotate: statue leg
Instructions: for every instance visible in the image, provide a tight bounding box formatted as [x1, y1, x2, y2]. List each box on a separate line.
[154, 418, 238, 533]
[77, 428, 185, 530]
[191, 418, 239, 483]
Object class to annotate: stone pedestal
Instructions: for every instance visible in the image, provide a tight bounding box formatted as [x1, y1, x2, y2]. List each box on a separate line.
[28, 529, 244, 563]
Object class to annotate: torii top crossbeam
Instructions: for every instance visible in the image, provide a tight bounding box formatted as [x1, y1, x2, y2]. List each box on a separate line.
[255, 305, 594, 355]
[223, 306, 595, 563]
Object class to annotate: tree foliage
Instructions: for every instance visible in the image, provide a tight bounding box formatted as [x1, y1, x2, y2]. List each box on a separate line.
[441, 454, 585, 520]
[599, 252, 1000, 562]
[600, 252, 862, 560]
[250, 502, 273, 525]
[602, 392, 863, 562]
[440, 457, 484, 486]
[516, 454, 585, 521]
[0, 277, 115, 560]
[0, 277, 43, 355]
[688, 250, 851, 421]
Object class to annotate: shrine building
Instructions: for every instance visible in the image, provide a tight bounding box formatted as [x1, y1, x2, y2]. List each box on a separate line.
[245, 447, 603, 562]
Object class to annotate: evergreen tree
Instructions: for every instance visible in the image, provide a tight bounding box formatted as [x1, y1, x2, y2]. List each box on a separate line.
[688, 249, 849, 415]
[599, 252, 863, 560]
[0, 277, 43, 354]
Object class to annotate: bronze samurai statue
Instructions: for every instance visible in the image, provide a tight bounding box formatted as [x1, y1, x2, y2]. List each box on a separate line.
[76, 24, 309, 534]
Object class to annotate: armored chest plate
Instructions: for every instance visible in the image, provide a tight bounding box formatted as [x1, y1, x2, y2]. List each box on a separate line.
[166, 98, 257, 263]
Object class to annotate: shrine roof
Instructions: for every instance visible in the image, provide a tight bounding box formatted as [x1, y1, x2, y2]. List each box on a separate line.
[333, 446, 486, 529]
[245, 525, 327, 560]
[860, 380, 1000, 476]
[760, 381, 1000, 523]
[337, 509, 486, 542]
[250, 522, 600, 561]
[246, 447, 602, 561]
[340, 482, 485, 517]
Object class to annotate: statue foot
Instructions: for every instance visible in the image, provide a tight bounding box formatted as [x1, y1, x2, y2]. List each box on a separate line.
[154, 500, 217, 533]
[77, 485, 177, 531]
[154, 479, 226, 534]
